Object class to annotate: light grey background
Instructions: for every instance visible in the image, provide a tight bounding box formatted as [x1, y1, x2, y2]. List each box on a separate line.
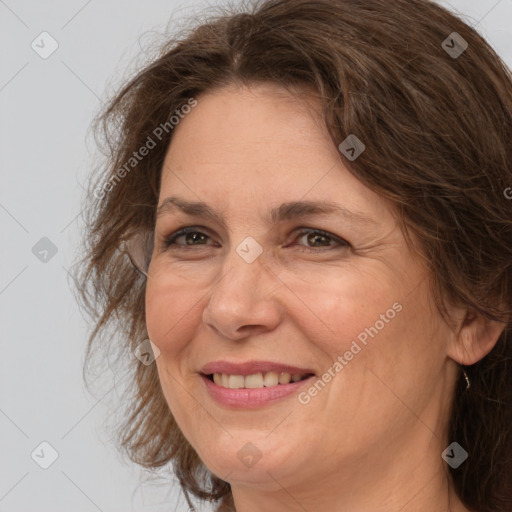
[1, 1, 511, 511]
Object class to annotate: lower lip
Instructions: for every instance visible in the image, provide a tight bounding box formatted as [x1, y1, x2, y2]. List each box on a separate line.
[200, 374, 315, 409]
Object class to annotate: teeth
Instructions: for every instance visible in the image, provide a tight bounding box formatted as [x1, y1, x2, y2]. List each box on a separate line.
[211, 371, 310, 389]
[278, 372, 291, 384]
[245, 373, 264, 388]
[228, 375, 245, 389]
[263, 371, 279, 387]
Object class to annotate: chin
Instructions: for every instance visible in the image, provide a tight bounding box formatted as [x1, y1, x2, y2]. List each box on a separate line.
[195, 434, 309, 487]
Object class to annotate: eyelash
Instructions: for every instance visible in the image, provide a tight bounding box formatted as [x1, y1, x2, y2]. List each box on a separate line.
[162, 226, 350, 252]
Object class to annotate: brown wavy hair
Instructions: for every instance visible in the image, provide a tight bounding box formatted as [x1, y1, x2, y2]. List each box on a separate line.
[75, 0, 512, 510]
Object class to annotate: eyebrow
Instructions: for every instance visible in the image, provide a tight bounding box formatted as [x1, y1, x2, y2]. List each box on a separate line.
[156, 195, 378, 228]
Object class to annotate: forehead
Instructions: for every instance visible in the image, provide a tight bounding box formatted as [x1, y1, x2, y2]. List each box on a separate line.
[163, 84, 328, 172]
[158, 83, 393, 226]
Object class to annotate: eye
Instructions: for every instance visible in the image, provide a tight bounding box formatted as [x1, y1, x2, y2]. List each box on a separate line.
[290, 228, 350, 252]
[161, 226, 350, 252]
[162, 226, 217, 249]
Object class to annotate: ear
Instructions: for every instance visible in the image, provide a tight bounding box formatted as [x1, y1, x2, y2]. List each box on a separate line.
[447, 308, 507, 365]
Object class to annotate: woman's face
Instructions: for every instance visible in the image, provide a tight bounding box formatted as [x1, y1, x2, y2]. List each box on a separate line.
[145, 83, 459, 495]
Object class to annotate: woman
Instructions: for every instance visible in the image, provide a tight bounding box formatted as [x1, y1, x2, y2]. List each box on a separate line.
[76, 0, 512, 510]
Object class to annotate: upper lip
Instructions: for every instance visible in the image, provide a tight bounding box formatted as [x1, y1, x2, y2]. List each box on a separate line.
[201, 360, 316, 377]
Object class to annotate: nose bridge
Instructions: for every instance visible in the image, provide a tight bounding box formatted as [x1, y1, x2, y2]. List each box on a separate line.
[212, 239, 270, 306]
[202, 238, 282, 338]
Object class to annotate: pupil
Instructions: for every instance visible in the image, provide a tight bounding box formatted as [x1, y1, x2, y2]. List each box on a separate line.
[309, 233, 328, 246]
[187, 233, 205, 245]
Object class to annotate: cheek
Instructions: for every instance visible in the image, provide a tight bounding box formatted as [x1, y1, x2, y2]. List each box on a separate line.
[144, 277, 205, 355]
[145, 281, 205, 431]
[283, 267, 397, 354]
[289, 266, 438, 395]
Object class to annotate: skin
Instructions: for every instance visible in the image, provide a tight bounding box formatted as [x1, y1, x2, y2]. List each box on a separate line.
[144, 82, 505, 512]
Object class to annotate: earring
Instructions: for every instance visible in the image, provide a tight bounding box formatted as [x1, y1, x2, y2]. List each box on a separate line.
[462, 368, 471, 391]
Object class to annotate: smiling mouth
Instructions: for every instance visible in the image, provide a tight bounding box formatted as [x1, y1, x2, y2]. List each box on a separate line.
[204, 371, 314, 389]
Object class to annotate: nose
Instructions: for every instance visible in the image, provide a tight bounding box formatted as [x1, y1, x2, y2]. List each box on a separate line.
[202, 247, 282, 340]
